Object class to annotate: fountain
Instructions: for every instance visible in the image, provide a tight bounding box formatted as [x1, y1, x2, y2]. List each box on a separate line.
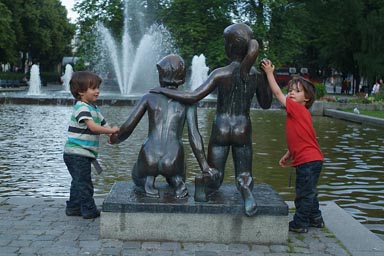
[189, 54, 209, 90]
[27, 64, 42, 95]
[96, 0, 177, 95]
[61, 64, 73, 92]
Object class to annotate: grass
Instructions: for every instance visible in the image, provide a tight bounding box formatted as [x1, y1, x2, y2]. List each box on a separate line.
[342, 109, 384, 118]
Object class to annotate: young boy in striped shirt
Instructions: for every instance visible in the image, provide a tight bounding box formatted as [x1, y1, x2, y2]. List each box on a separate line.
[64, 71, 119, 219]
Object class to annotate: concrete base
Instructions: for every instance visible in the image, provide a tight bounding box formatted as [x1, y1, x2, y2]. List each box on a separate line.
[101, 182, 288, 244]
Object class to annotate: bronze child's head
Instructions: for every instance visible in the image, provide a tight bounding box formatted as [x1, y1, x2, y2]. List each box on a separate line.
[156, 54, 186, 88]
[224, 23, 253, 61]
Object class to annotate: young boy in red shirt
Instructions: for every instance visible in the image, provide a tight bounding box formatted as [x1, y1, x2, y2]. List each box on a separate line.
[261, 59, 324, 233]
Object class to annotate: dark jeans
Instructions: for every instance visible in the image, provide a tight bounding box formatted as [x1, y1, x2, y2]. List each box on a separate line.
[293, 160, 323, 227]
[63, 154, 98, 215]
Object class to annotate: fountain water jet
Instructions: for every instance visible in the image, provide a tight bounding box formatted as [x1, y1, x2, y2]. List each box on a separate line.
[27, 64, 42, 95]
[97, 1, 177, 96]
[61, 64, 73, 92]
[190, 54, 209, 91]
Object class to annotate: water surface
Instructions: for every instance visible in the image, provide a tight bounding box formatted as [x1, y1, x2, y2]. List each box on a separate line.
[0, 104, 382, 235]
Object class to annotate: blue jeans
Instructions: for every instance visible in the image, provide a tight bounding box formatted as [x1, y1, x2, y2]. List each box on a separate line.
[63, 154, 98, 215]
[293, 160, 323, 227]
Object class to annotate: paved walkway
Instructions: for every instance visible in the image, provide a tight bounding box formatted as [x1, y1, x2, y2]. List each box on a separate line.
[1, 197, 383, 256]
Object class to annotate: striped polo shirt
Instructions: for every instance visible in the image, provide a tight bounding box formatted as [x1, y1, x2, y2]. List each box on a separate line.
[64, 101, 108, 158]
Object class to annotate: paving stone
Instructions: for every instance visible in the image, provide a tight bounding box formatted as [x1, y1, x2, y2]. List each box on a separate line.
[1, 197, 382, 256]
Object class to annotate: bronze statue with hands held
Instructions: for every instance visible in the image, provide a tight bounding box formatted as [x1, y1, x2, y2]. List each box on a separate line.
[110, 54, 218, 199]
[151, 23, 272, 216]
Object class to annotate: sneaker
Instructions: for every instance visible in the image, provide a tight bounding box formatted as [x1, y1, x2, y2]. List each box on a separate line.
[310, 216, 325, 228]
[289, 221, 308, 233]
[65, 208, 81, 216]
[83, 209, 100, 219]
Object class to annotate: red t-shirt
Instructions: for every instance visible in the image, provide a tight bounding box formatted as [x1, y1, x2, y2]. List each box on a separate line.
[285, 98, 324, 166]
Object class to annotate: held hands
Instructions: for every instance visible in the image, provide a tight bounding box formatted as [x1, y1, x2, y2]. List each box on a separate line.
[108, 133, 118, 144]
[107, 126, 120, 144]
[110, 126, 120, 134]
[203, 167, 220, 181]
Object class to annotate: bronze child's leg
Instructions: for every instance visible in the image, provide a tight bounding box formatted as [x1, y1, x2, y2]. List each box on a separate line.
[237, 172, 258, 216]
[144, 176, 159, 198]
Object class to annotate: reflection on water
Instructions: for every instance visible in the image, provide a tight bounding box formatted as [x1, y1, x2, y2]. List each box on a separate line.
[0, 104, 383, 235]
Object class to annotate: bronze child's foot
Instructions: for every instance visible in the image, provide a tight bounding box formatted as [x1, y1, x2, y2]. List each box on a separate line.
[144, 176, 160, 198]
[241, 187, 258, 216]
[173, 176, 188, 199]
[237, 172, 258, 217]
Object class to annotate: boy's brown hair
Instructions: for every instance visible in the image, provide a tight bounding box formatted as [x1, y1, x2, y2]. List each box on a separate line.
[287, 76, 316, 109]
[69, 71, 102, 100]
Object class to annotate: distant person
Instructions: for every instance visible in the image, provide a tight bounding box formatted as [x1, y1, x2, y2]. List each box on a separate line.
[371, 80, 380, 95]
[64, 71, 119, 219]
[261, 59, 324, 233]
[341, 79, 348, 94]
[151, 23, 272, 216]
[109, 54, 218, 199]
[330, 76, 336, 93]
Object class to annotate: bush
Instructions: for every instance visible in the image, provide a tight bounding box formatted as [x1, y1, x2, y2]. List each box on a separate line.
[314, 82, 326, 99]
[0, 72, 25, 80]
[41, 72, 61, 84]
[373, 91, 384, 103]
[73, 59, 87, 71]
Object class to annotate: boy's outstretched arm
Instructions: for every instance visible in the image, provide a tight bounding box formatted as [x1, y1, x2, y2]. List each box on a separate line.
[84, 119, 119, 135]
[261, 59, 286, 107]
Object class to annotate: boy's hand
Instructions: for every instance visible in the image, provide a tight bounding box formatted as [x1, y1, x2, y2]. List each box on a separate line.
[279, 153, 290, 167]
[260, 58, 274, 74]
[110, 126, 120, 134]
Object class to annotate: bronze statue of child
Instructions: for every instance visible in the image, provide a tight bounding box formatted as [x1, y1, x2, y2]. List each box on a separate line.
[110, 54, 218, 199]
[151, 23, 272, 216]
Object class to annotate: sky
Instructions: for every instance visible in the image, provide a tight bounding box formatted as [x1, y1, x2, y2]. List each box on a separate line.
[60, 0, 79, 22]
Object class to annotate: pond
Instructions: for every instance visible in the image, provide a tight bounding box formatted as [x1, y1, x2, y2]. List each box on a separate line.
[0, 104, 382, 237]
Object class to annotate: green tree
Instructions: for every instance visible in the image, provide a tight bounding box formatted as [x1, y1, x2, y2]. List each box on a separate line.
[267, 1, 314, 69]
[231, 0, 281, 59]
[74, 0, 272, 72]
[356, 0, 384, 83]
[160, 0, 233, 69]
[2, 0, 75, 71]
[0, 2, 17, 65]
[265, 0, 384, 91]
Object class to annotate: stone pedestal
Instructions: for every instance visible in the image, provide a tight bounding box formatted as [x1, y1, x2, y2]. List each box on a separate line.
[101, 182, 288, 244]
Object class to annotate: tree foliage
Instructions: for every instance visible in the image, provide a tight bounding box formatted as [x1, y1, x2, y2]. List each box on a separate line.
[266, 0, 384, 86]
[160, 0, 234, 69]
[0, 0, 75, 71]
[2, 0, 383, 85]
[0, 2, 17, 64]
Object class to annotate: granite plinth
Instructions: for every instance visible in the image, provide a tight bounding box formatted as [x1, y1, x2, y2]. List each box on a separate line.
[101, 181, 288, 244]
